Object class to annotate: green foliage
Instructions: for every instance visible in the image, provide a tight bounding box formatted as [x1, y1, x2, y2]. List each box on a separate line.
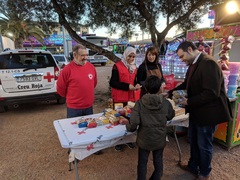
[51, 0, 215, 59]
[79, 0, 211, 48]
[0, 0, 218, 60]
[0, 0, 46, 48]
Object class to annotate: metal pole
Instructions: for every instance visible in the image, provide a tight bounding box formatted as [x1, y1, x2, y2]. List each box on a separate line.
[74, 158, 80, 180]
[173, 126, 182, 163]
[62, 26, 68, 56]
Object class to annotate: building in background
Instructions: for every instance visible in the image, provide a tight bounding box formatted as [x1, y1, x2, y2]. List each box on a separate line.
[0, 35, 15, 52]
[22, 25, 90, 55]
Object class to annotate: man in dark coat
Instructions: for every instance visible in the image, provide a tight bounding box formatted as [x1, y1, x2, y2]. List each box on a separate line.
[169, 41, 232, 180]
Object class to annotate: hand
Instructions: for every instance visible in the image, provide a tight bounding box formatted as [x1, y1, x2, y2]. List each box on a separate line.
[134, 83, 142, 90]
[129, 84, 135, 90]
[179, 96, 188, 106]
[119, 118, 129, 125]
[161, 92, 169, 98]
[162, 82, 166, 89]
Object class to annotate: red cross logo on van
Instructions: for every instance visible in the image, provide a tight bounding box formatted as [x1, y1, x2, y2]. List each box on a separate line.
[44, 72, 54, 82]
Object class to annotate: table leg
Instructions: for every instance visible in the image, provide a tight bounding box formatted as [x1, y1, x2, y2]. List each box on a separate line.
[74, 158, 80, 180]
[68, 149, 72, 171]
[173, 126, 182, 162]
[69, 162, 72, 171]
[68, 149, 80, 179]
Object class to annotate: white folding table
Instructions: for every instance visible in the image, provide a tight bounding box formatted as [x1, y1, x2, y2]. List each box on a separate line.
[53, 112, 189, 180]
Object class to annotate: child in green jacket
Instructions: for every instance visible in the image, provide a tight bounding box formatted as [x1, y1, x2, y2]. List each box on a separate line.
[126, 75, 175, 180]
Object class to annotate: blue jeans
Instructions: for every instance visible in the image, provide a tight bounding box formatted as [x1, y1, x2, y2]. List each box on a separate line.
[187, 120, 217, 177]
[67, 106, 93, 118]
[137, 147, 164, 180]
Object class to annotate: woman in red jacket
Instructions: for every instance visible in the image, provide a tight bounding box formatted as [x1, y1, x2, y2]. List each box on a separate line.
[109, 46, 141, 151]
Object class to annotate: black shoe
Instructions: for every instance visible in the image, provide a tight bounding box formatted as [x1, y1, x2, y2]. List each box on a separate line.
[126, 143, 135, 149]
[94, 150, 103, 155]
[196, 175, 210, 180]
[115, 145, 123, 151]
[178, 162, 198, 176]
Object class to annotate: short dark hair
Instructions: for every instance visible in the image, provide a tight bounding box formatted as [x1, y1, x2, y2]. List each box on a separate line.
[176, 41, 197, 53]
[145, 75, 163, 94]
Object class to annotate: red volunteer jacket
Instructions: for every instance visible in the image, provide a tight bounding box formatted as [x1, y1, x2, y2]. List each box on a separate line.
[111, 61, 137, 102]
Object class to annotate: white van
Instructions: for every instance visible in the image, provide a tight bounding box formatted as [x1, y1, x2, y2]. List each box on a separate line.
[0, 49, 66, 112]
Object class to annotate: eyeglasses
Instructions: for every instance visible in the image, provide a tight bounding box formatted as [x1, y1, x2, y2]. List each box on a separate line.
[77, 53, 88, 57]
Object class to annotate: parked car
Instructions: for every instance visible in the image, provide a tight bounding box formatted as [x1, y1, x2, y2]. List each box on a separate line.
[53, 54, 70, 69]
[87, 53, 109, 66]
[0, 49, 66, 113]
[68, 50, 109, 66]
[115, 53, 123, 59]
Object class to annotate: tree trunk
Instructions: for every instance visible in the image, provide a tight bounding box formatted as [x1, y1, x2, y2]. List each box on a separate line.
[15, 38, 24, 49]
[51, 0, 121, 63]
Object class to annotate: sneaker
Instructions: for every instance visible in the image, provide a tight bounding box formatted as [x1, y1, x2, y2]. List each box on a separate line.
[115, 145, 123, 151]
[126, 142, 135, 149]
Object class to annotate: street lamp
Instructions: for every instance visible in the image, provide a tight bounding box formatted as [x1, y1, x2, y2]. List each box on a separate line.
[7, 32, 14, 37]
[226, 1, 240, 14]
[212, 0, 240, 25]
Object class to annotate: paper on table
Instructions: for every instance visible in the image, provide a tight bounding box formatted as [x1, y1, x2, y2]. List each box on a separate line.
[167, 113, 189, 127]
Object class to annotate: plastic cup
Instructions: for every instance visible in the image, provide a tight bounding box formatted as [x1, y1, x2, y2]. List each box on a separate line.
[227, 85, 238, 98]
[228, 74, 239, 85]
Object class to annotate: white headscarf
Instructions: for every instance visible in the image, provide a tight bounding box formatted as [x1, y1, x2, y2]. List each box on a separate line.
[121, 46, 137, 74]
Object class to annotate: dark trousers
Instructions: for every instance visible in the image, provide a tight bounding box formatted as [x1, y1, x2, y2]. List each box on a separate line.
[137, 147, 164, 180]
[67, 106, 93, 118]
[187, 120, 217, 177]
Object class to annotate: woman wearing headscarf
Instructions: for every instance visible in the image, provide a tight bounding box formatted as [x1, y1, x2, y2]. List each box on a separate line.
[110, 46, 141, 104]
[109, 46, 141, 151]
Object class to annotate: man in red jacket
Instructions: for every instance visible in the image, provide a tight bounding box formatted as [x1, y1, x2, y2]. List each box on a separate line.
[57, 44, 97, 118]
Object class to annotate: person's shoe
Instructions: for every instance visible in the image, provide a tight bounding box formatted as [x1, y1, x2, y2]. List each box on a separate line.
[115, 145, 123, 151]
[178, 162, 198, 176]
[196, 175, 209, 180]
[94, 150, 103, 155]
[126, 142, 135, 149]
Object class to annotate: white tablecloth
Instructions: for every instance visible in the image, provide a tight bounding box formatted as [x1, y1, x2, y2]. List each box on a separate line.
[54, 113, 137, 160]
[53, 112, 189, 161]
[167, 113, 189, 127]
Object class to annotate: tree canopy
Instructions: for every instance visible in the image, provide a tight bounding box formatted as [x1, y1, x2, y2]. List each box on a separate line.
[0, 0, 225, 61]
[0, 15, 45, 49]
[0, 0, 54, 48]
[51, 0, 225, 61]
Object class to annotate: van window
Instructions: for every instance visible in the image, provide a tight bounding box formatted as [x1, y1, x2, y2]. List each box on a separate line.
[0, 53, 56, 69]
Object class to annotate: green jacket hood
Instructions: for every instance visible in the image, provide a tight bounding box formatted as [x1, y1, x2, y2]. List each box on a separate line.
[141, 94, 164, 110]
